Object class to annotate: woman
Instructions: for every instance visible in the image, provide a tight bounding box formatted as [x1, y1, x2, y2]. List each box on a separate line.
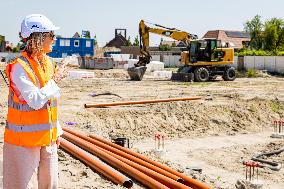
[3, 14, 68, 189]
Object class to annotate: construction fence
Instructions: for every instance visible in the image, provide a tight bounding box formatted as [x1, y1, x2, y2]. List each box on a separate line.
[233, 56, 284, 74]
[152, 54, 284, 74]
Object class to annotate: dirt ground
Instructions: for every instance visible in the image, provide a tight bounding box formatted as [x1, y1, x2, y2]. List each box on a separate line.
[0, 69, 283, 189]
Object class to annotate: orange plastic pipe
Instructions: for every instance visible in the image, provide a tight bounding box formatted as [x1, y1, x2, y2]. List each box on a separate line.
[99, 144, 192, 189]
[88, 132, 211, 189]
[60, 139, 133, 188]
[62, 132, 170, 189]
[84, 96, 201, 108]
[64, 130, 192, 189]
[63, 127, 183, 182]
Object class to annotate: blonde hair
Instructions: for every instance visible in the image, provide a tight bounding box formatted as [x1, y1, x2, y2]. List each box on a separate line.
[25, 32, 48, 61]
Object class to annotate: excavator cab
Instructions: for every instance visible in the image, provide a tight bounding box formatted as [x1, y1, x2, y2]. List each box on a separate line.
[189, 39, 225, 63]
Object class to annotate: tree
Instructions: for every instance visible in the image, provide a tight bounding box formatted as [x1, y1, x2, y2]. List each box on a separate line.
[264, 22, 278, 51]
[133, 35, 140, 46]
[159, 44, 171, 51]
[12, 47, 20, 53]
[263, 18, 284, 51]
[125, 36, 132, 46]
[93, 35, 98, 46]
[244, 15, 264, 50]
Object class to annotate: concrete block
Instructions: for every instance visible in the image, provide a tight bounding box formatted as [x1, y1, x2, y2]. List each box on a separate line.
[68, 71, 95, 79]
[151, 55, 160, 62]
[163, 55, 170, 67]
[276, 56, 284, 74]
[147, 61, 164, 72]
[264, 56, 276, 72]
[174, 56, 182, 67]
[233, 56, 238, 68]
[254, 56, 265, 70]
[127, 59, 139, 68]
[153, 71, 172, 79]
[244, 56, 255, 70]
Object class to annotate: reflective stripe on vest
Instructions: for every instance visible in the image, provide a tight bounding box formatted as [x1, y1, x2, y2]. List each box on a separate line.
[6, 121, 57, 132]
[8, 91, 57, 111]
[18, 56, 40, 88]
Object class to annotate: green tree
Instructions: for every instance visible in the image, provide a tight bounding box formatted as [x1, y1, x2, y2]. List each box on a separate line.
[133, 35, 140, 46]
[93, 35, 98, 46]
[244, 15, 264, 50]
[263, 18, 284, 51]
[159, 44, 171, 51]
[125, 36, 132, 46]
[85, 31, 91, 39]
[12, 47, 20, 53]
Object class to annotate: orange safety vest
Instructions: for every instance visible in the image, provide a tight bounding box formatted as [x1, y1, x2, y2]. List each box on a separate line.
[4, 51, 58, 147]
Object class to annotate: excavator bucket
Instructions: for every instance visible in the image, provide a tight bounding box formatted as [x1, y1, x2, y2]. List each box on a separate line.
[127, 66, 147, 81]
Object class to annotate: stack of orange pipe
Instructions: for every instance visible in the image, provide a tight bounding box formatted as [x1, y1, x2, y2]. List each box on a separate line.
[61, 127, 211, 189]
[60, 138, 133, 188]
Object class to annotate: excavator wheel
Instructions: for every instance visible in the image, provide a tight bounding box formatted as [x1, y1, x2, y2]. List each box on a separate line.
[222, 67, 236, 81]
[127, 66, 147, 81]
[194, 67, 210, 82]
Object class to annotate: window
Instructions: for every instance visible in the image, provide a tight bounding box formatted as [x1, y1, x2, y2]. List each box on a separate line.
[65, 40, 70, 46]
[74, 40, 80, 47]
[59, 39, 70, 46]
[210, 40, 217, 50]
[86, 40, 91, 47]
[200, 40, 208, 49]
[59, 39, 65, 46]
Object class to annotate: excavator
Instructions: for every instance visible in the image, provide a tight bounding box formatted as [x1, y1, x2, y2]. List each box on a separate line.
[127, 20, 236, 82]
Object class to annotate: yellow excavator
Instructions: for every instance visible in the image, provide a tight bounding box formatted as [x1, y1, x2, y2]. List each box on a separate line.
[127, 20, 236, 82]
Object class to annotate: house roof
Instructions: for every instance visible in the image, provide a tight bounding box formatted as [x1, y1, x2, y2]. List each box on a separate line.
[72, 32, 81, 38]
[105, 34, 127, 48]
[202, 30, 250, 49]
[225, 31, 250, 38]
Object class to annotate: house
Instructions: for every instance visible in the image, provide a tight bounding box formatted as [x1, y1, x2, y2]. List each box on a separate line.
[105, 29, 128, 48]
[49, 34, 95, 58]
[202, 30, 250, 49]
[0, 35, 6, 52]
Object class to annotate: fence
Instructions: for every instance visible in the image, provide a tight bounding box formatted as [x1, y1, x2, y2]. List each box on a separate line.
[152, 54, 284, 73]
[233, 56, 284, 73]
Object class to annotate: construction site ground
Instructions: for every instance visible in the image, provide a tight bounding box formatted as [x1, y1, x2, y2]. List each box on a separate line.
[0, 68, 283, 189]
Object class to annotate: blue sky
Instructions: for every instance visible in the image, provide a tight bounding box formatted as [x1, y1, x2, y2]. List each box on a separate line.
[0, 0, 283, 46]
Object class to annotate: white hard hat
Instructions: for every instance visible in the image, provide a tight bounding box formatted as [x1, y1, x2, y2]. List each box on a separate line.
[21, 14, 60, 38]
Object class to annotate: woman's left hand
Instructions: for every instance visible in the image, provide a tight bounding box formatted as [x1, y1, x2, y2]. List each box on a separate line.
[53, 60, 70, 83]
